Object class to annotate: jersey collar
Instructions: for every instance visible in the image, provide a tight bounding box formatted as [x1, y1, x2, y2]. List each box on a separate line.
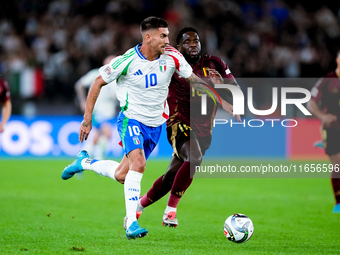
[135, 43, 147, 60]
[135, 43, 160, 61]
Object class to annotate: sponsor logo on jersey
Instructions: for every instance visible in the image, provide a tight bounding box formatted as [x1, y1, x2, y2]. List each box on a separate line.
[331, 87, 338, 94]
[104, 66, 112, 76]
[133, 137, 140, 145]
[133, 69, 143, 75]
[159, 60, 167, 72]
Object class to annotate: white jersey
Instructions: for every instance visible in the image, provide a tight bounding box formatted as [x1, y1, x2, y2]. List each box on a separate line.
[79, 68, 117, 122]
[99, 44, 192, 127]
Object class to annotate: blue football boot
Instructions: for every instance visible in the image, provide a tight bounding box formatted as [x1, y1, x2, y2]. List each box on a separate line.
[126, 221, 148, 240]
[333, 203, 340, 213]
[61, 150, 90, 180]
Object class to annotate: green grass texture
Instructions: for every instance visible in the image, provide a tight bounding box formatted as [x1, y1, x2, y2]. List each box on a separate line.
[0, 159, 339, 254]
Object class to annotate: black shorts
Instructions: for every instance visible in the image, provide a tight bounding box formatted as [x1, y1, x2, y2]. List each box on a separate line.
[167, 123, 212, 160]
[323, 128, 340, 156]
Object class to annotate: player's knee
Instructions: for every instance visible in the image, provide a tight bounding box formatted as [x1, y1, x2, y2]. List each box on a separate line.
[115, 175, 125, 184]
[189, 153, 202, 166]
[162, 173, 175, 188]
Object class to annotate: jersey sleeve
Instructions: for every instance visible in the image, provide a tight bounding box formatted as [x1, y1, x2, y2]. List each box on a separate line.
[219, 58, 235, 80]
[0, 79, 10, 103]
[99, 49, 134, 84]
[176, 55, 192, 79]
[165, 46, 192, 79]
[310, 78, 325, 103]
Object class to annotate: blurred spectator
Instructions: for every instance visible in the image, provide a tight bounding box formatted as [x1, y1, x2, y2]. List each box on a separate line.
[0, 78, 11, 132]
[74, 55, 118, 159]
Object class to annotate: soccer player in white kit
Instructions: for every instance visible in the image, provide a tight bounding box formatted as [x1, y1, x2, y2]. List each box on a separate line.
[75, 55, 118, 159]
[62, 16, 236, 240]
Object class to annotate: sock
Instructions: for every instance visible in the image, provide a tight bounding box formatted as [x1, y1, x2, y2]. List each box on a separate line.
[140, 175, 172, 208]
[136, 200, 145, 212]
[165, 205, 177, 214]
[124, 170, 143, 229]
[331, 170, 340, 204]
[81, 158, 119, 181]
[167, 161, 192, 208]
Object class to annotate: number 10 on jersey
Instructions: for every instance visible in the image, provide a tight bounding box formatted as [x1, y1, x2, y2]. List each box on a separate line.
[145, 73, 157, 88]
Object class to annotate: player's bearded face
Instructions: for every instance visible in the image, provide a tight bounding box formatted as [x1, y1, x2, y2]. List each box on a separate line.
[149, 27, 169, 54]
[179, 32, 201, 60]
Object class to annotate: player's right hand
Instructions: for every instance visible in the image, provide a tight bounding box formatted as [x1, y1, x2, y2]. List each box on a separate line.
[221, 100, 242, 122]
[79, 120, 92, 142]
[322, 113, 337, 127]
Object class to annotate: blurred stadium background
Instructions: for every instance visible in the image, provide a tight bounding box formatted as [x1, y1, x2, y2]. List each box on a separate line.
[1, 0, 339, 158]
[2, 1, 340, 254]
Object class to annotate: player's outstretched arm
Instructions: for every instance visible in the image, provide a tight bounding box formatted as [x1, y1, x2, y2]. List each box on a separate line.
[79, 75, 107, 142]
[221, 100, 242, 122]
[208, 68, 240, 96]
[307, 99, 337, 126]
[186, 73, 241, 122]
[0, 99, 11, 133]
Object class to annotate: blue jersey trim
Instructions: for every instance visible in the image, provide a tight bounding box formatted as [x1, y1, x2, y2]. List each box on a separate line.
[135, 43, 147, 60]
[134, 43, 160, 60]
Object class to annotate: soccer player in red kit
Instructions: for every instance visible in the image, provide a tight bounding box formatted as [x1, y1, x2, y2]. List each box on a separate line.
[0, 78, 12, 133]
[137, 27, 241, 226]
[307, 50, 340, 213]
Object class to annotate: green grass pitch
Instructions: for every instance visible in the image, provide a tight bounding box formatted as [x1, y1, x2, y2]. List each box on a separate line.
[1, 159, 340, 254]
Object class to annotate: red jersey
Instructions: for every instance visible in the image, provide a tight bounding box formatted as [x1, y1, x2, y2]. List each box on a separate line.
[0, 78, 10, 104]
[311, 71, 340, 129]
[167, 55, 235, 137]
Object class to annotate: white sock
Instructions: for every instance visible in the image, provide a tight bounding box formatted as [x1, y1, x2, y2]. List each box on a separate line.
[124, 170, 143, 229]
[165, 205, 177, 214]
[81, 158, 119, 181]
[136, 200, 145, 212]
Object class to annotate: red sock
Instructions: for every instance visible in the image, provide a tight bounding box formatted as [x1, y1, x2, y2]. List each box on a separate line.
[141, 175, 172, 208]
[331, 171, 340, 204]
[168, 161, 192, 208]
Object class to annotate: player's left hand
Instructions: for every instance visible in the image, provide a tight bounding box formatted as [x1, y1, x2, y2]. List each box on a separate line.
[79, 120, 92, 142]
[222, 100, 242, 122]
[208, 69, 223, 84]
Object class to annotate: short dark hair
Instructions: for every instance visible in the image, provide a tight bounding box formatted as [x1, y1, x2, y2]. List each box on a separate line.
[176, 27, 199, 45]
[140, 16, 168, 33]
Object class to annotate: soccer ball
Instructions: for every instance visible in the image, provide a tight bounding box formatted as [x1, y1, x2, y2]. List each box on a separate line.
[223, 213, 254, 243]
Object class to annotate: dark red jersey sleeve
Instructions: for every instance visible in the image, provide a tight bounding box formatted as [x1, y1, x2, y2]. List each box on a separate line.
[0, 79, 11, 103]
[310, 71, 336, 103]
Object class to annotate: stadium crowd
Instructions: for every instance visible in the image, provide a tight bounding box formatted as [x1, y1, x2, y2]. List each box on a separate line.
[0, 0, 340, 114]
